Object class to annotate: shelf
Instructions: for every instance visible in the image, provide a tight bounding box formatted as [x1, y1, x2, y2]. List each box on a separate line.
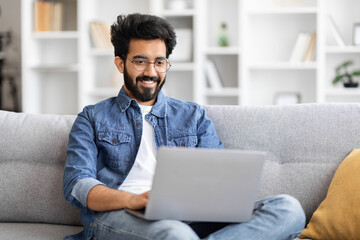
[161, 9, 195, 17]
[21, 0, 360, 113]
[248, 62, 317, 70]
[169, 62, 195, 71]
[32, 31, 79, 39]
[248, 7, 318, 15]
[326, 46, 360, 54]
[204, 47, 240, 55]
[205, 88, 239, 96]
[326, 88, 360, 96]
[89, 48, 114, 56]
[31, 64, 79, 72]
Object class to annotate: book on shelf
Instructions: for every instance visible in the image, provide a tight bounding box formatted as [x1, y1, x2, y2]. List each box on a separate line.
[204, 59, 223, 90]
[289, 32, 316, 62]
[304, 32, 316, 62]
[33, 0, 63, 32]
[52, 2, 63, 31]
[89, 22, 113, 49]
[327, 15, 346, 47]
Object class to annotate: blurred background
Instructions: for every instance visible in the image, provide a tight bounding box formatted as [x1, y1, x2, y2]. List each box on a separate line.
[0, 0, 360, 114]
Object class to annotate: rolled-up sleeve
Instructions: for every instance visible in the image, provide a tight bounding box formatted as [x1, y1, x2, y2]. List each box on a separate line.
[71, 177, 104, 208]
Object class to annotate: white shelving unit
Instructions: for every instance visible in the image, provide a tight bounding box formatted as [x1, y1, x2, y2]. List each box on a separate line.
[323, 0, 360, 103]
[199, 0, 360, 106]
[199, 0, 242, 105]
[21, 0, 360, 114]
[242, 0, 319, 105]
[21, 0, 79, 114]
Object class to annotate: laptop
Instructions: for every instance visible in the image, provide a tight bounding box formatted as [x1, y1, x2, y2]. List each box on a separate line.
[126, 147, 266, 222]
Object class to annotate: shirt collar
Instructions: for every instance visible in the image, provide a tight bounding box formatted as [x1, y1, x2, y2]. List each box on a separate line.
[116, 86, 167, 118]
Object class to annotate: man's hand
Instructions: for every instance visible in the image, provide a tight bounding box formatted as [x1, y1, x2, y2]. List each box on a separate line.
[126, 191, 149, 210]
[87, 185, 149, 212]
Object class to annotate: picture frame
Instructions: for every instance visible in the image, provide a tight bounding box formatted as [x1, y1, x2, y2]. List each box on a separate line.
[274, 92, 301, 105]
[353, 23, 360, 45]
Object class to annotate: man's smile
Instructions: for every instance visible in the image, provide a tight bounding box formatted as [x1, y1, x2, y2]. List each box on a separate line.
[136, 76, 160, 88]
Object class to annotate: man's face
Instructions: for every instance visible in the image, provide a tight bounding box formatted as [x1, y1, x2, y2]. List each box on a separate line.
[115, 39, 168, 106]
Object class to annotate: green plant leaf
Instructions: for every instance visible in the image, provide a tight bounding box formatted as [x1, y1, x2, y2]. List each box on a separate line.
[332, 75, 345, 85]
[342, 60, 354, 68]
[352, 71, 360, 76]
[336, 60, 354, 75]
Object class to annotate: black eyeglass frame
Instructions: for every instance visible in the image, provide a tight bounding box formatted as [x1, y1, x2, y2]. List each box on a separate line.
[123, 55, 172, 73]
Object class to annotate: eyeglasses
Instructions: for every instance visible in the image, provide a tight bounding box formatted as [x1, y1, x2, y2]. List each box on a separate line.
[125, 56, 171, 73]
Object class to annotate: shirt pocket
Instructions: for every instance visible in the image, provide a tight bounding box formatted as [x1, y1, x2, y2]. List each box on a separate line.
[97, 129, 132, 171]
[169, 135, 198, 148]
[98, 130, 131, 145]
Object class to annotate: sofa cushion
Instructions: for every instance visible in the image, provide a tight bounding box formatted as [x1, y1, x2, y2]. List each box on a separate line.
[0, 223, 82, 240]
[0, 110, 81, 225]
[299, 149, 360, 239]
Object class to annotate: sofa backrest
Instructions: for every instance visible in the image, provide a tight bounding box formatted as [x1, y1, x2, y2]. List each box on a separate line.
[0, 110, 81, 225]
[205, 103, 360, 220]
[1, 103, 359, 224]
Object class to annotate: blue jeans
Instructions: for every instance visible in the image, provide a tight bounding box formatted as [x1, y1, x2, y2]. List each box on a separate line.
[92, 194, 305, 240]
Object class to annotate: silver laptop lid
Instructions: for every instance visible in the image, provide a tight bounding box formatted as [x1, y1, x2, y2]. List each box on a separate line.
[145, 147, 266, 222]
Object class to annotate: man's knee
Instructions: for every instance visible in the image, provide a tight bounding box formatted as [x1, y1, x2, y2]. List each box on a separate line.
[153, 220, 199, 240]
[258, 194, 305, 226]
[275, 194, 306, 229]
[279, 195, 305, 217]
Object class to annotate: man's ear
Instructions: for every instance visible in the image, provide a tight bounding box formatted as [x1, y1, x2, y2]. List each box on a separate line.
[114, 56, 124, 73]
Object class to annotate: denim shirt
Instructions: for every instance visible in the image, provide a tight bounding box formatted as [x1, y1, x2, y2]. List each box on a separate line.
[63, 87, 224, 240]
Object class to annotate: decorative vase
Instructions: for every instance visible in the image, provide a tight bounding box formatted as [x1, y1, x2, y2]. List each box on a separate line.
[218, 22, 229, 47]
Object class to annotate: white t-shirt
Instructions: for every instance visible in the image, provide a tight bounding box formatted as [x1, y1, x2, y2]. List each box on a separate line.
[118, 105, 157, 194]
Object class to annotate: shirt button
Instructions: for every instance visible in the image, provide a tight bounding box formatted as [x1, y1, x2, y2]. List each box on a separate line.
[181, 145, 185, 147]
[136, 122, 140, 126]
[112, 138, 117, 143]
[117, 181, 122, 185]
[90, 223, 93, 227]
[137, 143, 140, 147]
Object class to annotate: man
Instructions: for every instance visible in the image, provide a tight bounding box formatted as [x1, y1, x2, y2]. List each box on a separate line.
[63, 13, 305, 240]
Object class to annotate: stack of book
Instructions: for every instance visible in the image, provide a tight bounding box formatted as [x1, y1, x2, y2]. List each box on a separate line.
[33, 0, 63, 32]
[327, 15, 346, 47]
[204, 59, 223, 89]
[289, 32, 317, 62]
[89, 22, 113, 49]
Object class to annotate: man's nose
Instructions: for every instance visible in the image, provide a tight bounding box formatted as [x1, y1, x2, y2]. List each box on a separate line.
[143, 62, 158, 76]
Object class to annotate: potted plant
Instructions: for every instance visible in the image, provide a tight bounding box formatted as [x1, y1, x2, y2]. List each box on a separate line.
[332, 60, 360, 88]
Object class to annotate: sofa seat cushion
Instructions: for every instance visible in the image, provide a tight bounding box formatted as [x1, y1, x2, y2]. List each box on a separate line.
[0, 223, 82, 240]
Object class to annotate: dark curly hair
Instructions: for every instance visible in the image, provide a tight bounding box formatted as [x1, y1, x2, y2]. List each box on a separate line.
[110, 13, 177, 60]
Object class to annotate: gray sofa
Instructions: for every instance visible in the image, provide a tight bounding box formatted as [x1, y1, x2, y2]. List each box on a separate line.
[1, 103, 359, 239]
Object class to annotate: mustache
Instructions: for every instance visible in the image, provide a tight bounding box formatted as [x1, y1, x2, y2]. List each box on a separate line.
[136, 76, 161, 83]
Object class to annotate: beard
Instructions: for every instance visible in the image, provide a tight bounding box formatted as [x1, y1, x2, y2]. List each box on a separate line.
[123, 65, 166, 103]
